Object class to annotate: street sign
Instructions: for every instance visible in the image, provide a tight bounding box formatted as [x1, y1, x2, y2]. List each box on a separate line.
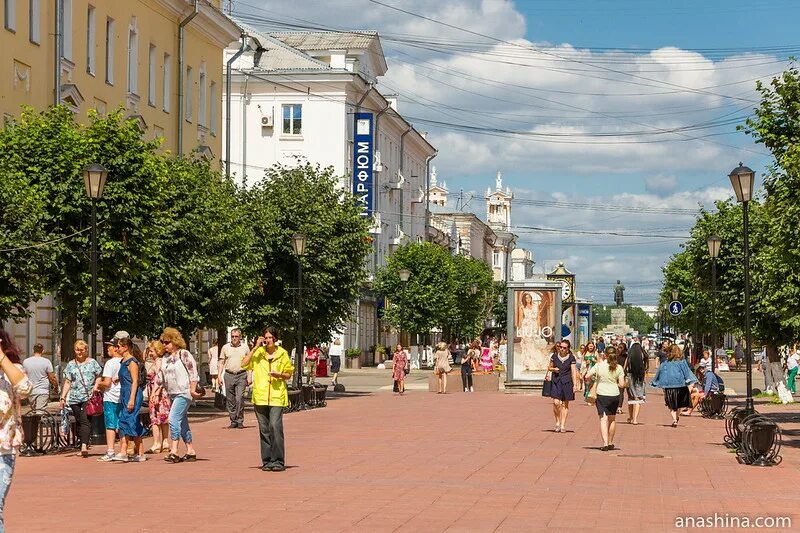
[668, 300, 683, 316]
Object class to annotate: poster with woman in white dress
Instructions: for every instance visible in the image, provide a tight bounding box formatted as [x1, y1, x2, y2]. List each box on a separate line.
[513, 289, 557, 380]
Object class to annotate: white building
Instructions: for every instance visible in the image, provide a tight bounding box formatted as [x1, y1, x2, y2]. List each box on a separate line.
[511, 248, 535, 281]
[224, 24, 436, 355]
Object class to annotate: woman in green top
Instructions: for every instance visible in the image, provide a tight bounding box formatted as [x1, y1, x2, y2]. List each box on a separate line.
[581, 341, 599, 403]
[585, 347, 626, 451]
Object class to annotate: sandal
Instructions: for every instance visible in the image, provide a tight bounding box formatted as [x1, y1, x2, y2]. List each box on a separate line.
[145, 447, 161, 454]
[182, 453, 197, 462]
[164, 453, 183, 463]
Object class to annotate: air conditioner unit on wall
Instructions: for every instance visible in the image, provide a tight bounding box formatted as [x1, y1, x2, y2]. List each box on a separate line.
[261, 112, 273, 127]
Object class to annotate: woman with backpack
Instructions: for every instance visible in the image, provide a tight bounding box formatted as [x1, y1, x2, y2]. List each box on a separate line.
[160, 327, 203, 463]
[113, 338, 147, 462]
[59, 340, 103, 458]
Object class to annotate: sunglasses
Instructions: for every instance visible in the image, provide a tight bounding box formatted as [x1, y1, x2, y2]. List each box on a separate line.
[160, 339, 172, 344]
[558, 345, 569, 350]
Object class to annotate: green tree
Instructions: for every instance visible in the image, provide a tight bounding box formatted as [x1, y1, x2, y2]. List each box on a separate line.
[240, 163, 371, 347]
[445, 254, 495, 340]
[591, 305, 611, 333]
[492, 280, 508, 331]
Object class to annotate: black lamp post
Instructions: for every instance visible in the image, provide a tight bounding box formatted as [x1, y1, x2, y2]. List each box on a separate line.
[729, 162, 755, 411]
[398, 269, 410, 347]
[82, 163, 108, 361]
[707, 234, 722, 374]
[292, 232, 306, 388]
[671, 289, 678, 337]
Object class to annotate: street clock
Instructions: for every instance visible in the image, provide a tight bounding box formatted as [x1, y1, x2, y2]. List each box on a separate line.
[547, 261, 576, 305]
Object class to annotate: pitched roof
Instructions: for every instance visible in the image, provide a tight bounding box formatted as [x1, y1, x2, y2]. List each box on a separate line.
[269, 31, 379, 51]
[230, 18, 331, 71]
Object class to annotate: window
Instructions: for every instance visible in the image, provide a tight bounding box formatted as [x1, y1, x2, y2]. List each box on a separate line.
[5, 0, 16, 32]
[147, 44, 156, 106]
[198, 66, 206, 126]
[126, 18, 138, 94]
[85, 5, 95, 74]
[61, 0, 72, 60]
[28, 0, 39, 43]
[282, 104, 302, 135]
[104, 17, 114, 84]
[184, 65, 192, 121]
[492, 250, 500, 267]
[209, 81, 217, 135]
[162, 53, 170, 112]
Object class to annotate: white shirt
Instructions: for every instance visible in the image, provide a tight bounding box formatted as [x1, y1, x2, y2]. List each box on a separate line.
[328, 342, 343, 357]
[787, 353, 800, 370]
[102, 357, 122, 403]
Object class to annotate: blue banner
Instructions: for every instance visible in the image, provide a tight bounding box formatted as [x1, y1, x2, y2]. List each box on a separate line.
[352, 112, 375, 217]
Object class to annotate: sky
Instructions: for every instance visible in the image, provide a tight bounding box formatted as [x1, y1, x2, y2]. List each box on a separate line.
[235, 0, 797, 305]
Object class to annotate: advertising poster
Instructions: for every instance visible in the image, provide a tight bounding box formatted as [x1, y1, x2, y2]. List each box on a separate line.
[577, 303, 591, 348]
[510, 288, 558, 381]
[561, 304, 576, 349]
[352, 112, 374, 218]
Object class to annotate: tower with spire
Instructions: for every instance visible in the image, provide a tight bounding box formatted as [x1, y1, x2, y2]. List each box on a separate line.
[429, 165, 449, 207]
[486, 171, 513, 231]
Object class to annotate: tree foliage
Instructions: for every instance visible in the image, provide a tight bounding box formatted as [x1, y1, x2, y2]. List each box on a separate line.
[239, 163, 371, 346]
[375, 242, 496, 339]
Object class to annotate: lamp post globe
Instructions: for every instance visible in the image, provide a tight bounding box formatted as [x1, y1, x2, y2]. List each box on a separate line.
[671, 289, 679, 302]
[728, 163, 755, 203]
[707, 234, 722, 259]
[292, 232, 307, 257]
[82, 163, 108, 199]
[398, 269, 411, 283]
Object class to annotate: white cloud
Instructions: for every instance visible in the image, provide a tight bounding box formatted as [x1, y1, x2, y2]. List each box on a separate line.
[645, 175, 678, 196]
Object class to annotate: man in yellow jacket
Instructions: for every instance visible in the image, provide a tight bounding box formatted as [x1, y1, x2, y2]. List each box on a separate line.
[241, 327, 295, 471]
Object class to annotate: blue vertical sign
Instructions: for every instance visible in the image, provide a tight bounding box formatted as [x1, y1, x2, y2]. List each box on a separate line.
[352, 112, 375, 218]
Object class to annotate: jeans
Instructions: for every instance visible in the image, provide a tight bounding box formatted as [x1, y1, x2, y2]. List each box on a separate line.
[461, 364, 473, 390]
[70, 402, 90, 446]
[168, 395, 192, 443]
[0, 454, 15, 532]
[254, 405, 285, 467]
[224, 371, 247, 425]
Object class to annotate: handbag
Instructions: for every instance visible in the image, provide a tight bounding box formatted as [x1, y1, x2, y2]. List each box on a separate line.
[587, 371, 599, 405]
[542, 371, 552, 397]
[76, 362, 104, 416]
[178, 351, 205, 396]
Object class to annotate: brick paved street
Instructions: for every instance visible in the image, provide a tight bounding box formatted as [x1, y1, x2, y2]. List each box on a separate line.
[9, 387, 800, 532]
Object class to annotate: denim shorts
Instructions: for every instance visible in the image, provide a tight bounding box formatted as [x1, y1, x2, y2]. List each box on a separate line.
[103, 401, 122, 430]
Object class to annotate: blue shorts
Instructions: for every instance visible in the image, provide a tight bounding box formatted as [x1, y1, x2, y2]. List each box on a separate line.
[103, 401, 122, 430]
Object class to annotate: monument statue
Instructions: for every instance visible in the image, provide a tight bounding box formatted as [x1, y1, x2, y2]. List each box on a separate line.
[613, 280, 625, 307]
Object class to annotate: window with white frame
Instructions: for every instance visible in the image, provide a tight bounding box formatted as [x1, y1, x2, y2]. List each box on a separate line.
[5, 0, 16, 32]
[162, 53, 170, 112]
[209, 81, 217, 135]
[85, 5, 95, 74]
[147, 44, 156, 106]
[184, 65, 193, 121]
[198, 65, 206, 126]
[126, 18, 138, 94]
[104, 17, 114, 84]
[61, 0, 72, 60]
[492, 250, 500, 267]
[282, 104, 302, 135]
[29, 0, 39, 43]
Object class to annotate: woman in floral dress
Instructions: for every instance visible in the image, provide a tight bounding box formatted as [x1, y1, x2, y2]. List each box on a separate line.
[391, 345, 408, 394]
[144, 341, 171, 454]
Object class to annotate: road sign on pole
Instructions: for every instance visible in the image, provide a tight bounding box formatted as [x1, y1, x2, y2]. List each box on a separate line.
[669, 300, 683, 316]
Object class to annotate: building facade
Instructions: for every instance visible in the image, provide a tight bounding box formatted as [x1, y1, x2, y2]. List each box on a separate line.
[2, 0, 238, 158]
[224, 24, 436, 355]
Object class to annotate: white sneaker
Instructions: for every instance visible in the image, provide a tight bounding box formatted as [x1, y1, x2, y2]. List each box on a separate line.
[111, 453, 130, 462]
[97, 451, 115, 462]
[470, 387, 474, 392]
[132, 455, 147, 463]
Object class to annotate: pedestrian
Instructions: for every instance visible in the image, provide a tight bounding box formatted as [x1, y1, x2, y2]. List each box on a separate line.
[241, 327, 294, 472]
[479, 343, 493, 373]
[581, 341, 599, 403]
[391, 344, 408, 394]
[656, 340, 670, 369]
[144, 340, 170, 454]
[787, 344, 799, 394]
[733, 339, 745, 370]
[548, 339, 579, 433]
[115, 338, 147, 462]
[22, 343, 57, 412]
[698, 349, 712, 371]
[160, 327, 203, 463]
[625, 343, 647, 425]
[596, 336, 606, 353]
[650, 345, 697, 427]
[208, 338, 220, 392]
[585, 347, 625, 451]
[498, 338, 507, 368]
[328, 337, 343, 387]
[576, 344, 586, 373]
[0, 329, 33, 529]
[462, 341, 480, 393]
[218, 328, 249, 429]
[59, 340, 102, 458]
[433, 342, 452, 394]
[96, 334, 124, 462]
[615, 343, 628, 414]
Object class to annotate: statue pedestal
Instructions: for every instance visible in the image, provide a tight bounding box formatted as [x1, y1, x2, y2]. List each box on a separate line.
[604, 307, 635, 336]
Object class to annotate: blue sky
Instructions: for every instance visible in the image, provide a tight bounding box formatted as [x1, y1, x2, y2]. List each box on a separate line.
[245, 0, 796, 304]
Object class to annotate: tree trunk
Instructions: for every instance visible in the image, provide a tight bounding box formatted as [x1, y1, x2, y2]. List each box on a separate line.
[60, 308, 78, 363]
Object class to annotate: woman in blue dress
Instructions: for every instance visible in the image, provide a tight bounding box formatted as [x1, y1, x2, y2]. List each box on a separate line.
[548, 339, 579, 433]
[115, 338, 147, 462]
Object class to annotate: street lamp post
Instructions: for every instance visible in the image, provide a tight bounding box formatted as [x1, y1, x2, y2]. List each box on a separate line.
[470, 284, 478, 341]
[671, 289, 679, 337]
[398, 269, 410, 348]
[82, 163, 108, 361]
[707, 235, 722, 374]
[292, 232, 306, 388]
[729, 163, 756, 411]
